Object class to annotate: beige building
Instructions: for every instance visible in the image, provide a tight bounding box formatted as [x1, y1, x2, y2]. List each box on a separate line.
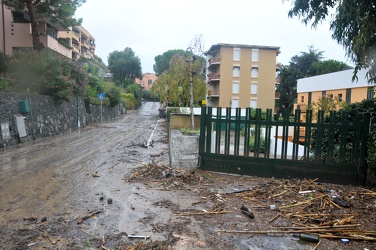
[296, 68, 373, 112]
[135, 73, 158, 90]
[58, 25, 95, 60]
[0, 3, 71, 58]
[205, 43, 280, 109]
[0, 3, 96, 60]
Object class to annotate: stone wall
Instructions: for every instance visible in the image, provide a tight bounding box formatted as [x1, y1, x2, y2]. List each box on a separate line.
[0, 92, 123, 148]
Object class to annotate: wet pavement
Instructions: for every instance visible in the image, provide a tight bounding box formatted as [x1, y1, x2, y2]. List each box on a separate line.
[0, 101, 375, 249]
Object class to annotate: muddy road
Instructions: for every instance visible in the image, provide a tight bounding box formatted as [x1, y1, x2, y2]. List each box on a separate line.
[0, 102, 375, 250]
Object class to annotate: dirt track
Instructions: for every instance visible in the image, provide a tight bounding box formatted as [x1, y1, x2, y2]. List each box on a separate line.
[0, 102, 376, 250]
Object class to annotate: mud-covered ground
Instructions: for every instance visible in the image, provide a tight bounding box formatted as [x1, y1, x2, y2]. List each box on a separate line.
[0, 102, 375, 250]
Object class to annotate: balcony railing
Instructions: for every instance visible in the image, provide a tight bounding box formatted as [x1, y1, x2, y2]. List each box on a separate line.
[208, 73, 220, 81]
[208, 57, 220, 65]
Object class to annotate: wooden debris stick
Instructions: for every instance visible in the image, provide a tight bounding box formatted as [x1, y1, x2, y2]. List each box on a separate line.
[174, 211, 233, 216]
[269, 214, 280, 223]
[324, 197, 342, 209]
[101, 236, 110, 250]
[313, 239, 322, 250]
[279, 195, 326, 209]
[77, 210, 103, 224]
[273, 190, 288, 197]
[271, 224, 362, 230]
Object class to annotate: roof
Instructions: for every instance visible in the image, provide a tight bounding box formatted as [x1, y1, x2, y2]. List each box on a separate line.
[206, 43, 280, 55]
[297, 69, 370, 93]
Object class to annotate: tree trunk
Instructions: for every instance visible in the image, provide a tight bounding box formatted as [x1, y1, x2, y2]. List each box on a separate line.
[190, 62, 194, 130]
[26, 0, 43, 51]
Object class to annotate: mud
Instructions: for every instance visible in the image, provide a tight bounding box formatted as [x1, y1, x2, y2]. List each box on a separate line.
[0, 102, 375, 250]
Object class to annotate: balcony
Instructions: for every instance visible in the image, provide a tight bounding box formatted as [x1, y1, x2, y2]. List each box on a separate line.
[40, 35, 72, 58]
[208, 73, 220, 81]
[208, 88, 220, 98]
[208, 57, 220, 67]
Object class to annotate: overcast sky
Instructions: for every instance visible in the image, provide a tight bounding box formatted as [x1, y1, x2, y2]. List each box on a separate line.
[75, 0, 352, 73]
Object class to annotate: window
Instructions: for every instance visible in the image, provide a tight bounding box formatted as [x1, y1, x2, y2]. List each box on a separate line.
[233, 66, 240, 77]
[233, 48, 240, 61]
[231, 98, 239, 108]
[12, 12, 27, 23]
[367, 87, 374, 99]
[322, 91, 326, 98]
[308, 92, 312, 105]
[328, 94, 333, 100]
[232, 82, 239, 94]
[338, 93, 343, 101]
[252, 49, 259, 62]
[148, 79, 152, 85]
[346, 89, 351, 103]
[251, 82, 258, 94]
[301, 96, 305, 103]
[251, 67, 258, 78]
[250, 98, 257, 108]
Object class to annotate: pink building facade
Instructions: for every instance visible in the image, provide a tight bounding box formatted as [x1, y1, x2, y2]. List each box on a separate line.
[135, 73, 158, 90]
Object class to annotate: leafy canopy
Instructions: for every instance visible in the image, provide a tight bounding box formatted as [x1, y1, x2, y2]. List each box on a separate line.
[285, 0, 376, 83]
[108, 48, 142, 86]
[277, 46, 351, 114]
[151, 54, 206, 107]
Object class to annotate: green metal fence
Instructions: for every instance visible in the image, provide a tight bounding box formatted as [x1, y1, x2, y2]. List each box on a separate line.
[199, 107, 370, 185]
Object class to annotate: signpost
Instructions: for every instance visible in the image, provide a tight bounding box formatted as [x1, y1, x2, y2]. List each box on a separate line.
[98, 93, 105, 123]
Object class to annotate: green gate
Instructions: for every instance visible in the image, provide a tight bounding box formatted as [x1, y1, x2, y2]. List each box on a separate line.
[198, 107, 370, 185]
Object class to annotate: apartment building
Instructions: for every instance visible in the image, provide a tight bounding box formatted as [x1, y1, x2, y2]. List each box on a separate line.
[58, 25, 95, 60]
[135, 73, 158, 90]
[205, 43, 280, 110]
[296, 68, 373, 112]
[0, 3, 71, 58]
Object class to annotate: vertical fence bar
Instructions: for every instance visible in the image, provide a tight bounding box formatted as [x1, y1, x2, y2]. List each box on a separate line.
[264, 109, 272, 158]
[205, 107, 213, 155]
[304, 110, 313, 160]
[281, 109, 290, 159]
[224, 107, 231, 155]
[234, 108, 241, 156]
[243, 108, 251, 156]
[314, 110, 325, 162]
[358, 113, 370, 185]
[215, 108, 222, 154]
[199, 106, 207, 166]
[292, 110, 301, 160]
[338, 111, 349, 163]
[254, 108, 262, 158]
[274, 112, 280, 159]
[326, 111, 336, 162]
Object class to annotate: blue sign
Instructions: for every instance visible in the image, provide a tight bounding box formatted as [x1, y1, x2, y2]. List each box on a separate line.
[98, 93, 105, 100]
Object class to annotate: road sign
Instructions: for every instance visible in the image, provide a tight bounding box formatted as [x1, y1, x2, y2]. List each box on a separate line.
[98, 93, 105, 100]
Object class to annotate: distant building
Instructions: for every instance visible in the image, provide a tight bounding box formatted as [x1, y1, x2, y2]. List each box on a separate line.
[135, 73, 158, 90]
[0, 3, 96, 61]
[58, 25, 96, 60]
[296, 68, 373, 113]
[0, 3, 71, 58]
[205, 43, 280, 110]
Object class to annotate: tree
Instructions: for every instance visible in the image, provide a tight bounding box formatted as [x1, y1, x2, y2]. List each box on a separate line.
[154, 49, 207, 77]
[108, 48, 142, 87]
[284, 0, 376, 83]
[312, 59, 352, 75]
[153, 49, 187, 76]
[277, 46, 324, 114]
[151, 54, 206, 107]
[3, 0, 85, 51]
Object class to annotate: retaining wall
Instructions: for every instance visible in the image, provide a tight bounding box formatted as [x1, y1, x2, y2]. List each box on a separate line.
[0, 92, 123, 148]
